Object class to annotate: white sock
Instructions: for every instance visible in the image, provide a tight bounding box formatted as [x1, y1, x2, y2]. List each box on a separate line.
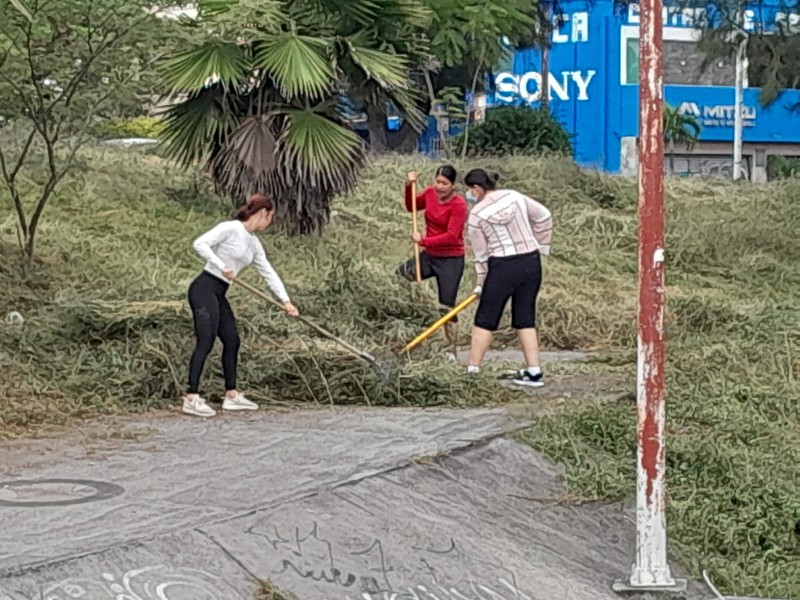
[526, 366, 541, 376]
[467, 365, 480, 373]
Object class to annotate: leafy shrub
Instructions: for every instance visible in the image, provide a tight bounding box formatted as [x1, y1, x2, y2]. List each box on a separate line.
[92, 116, 164, 139]
[767, 155, 800, 180]
[459, 105, 573, 157]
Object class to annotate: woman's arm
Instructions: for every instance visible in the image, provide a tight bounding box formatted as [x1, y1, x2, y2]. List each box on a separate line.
[252, 243, 291, 303]
[467, 214, 490, 290]
[404, 183, 429, 213]
[192, 221, 236, 270]
[524, 196, 553, 255]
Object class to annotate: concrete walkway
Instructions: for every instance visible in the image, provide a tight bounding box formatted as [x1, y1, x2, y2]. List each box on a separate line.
[0, 407, 704, 600]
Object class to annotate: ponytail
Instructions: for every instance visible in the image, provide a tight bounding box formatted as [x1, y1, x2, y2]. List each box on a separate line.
[235, 193, 273, 221]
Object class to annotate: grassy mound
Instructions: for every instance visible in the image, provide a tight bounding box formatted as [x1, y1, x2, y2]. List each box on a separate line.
[1, 147, 798, 598]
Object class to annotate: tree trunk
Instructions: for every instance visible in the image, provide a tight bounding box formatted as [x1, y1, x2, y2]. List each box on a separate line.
[460, 60, 483, 160]
[541, 7, 551, 110]
[424, 69, 448, 156]
[366, 105, 389, 153]
[366, 105, 420, 154]
[386, 121, 420, 154]
[541, 44, 550, 109]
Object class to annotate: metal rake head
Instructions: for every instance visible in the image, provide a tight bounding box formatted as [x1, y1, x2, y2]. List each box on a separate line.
[366, 349, 404, 383]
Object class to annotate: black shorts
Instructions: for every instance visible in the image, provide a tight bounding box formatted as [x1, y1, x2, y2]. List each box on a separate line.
[397, 252, 465, 309]
[474, 251, 542, 332]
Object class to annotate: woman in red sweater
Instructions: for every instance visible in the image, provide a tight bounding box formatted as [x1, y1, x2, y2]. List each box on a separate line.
[396, 165, 469, 346]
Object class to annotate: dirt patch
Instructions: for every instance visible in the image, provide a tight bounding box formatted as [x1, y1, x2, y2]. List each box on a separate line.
[497, 371, 631, 419]
[457, 349, 590, 364]
[0, 414, 165, 477]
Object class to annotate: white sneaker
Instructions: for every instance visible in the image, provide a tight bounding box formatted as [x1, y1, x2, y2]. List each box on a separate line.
[182, 395, 216, 417]
[222, 393, 258, 411]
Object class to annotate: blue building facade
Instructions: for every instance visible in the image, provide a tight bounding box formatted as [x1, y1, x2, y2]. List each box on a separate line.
[421, 0, 800, 178]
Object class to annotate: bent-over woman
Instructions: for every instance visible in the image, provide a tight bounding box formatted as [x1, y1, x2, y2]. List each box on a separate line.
[463, 169, 553, 387]
[183, 194, 298, 417]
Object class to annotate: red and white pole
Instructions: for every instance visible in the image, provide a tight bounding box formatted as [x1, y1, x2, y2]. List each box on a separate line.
[614, 0, 685, 592]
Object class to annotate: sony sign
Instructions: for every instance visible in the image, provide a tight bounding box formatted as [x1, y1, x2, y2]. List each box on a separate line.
[678, 101, 757, 127]
[494, 70, 596, 103]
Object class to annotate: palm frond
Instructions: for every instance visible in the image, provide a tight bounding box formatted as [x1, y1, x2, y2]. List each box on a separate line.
[209, 115, 280, 199]
[253, 34, 334, 101]
[206, 108, 366, 234]
[310, 0, 381, 26]
[161, 42, 250, 95]
[196, 0, 237, 18]
[369, 0, 432, 25]
[159, 86, 240, 166]
[387, 86, 427, 132]
[281, 108, 364, 187]
[346, 42, 410, 89]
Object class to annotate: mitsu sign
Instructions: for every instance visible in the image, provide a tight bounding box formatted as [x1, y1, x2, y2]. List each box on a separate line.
[494, 70, 596, 103]
[677, 101, 757, 127]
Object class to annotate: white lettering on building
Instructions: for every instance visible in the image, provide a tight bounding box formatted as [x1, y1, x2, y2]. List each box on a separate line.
[494, 71, 596, 103]
[678, 101, 757, 127]
[627, 3, 758, 31]
[551, 12, 590, 43]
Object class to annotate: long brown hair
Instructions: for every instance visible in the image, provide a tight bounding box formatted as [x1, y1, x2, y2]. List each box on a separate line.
[235, 193, 273, 221]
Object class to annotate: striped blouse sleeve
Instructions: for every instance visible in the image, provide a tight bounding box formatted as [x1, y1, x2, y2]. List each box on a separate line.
[525, 196, 553, 255]
[467, 212, 490, 286]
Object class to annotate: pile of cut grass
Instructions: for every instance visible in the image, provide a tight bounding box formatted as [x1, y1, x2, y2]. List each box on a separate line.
[1, 146, 798, 598]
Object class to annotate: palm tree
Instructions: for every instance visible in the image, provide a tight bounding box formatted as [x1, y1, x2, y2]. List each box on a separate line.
[663, 103, 701, 175]
[158, 0, 429, 234]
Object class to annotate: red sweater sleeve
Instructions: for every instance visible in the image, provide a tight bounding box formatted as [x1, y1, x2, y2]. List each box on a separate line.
[422, 198, 468, 249]
[404, 183, 428, 212]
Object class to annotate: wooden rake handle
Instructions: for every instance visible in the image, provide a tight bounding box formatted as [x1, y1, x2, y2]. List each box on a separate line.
[411, 179, 421, 282]
[231, 278, 376, 364]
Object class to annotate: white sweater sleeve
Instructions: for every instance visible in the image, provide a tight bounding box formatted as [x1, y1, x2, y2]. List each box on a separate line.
[192, 221, 236, 270]
[252, 242, 290, 303]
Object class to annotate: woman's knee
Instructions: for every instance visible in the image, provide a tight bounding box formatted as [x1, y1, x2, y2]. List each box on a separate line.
[191, 335, 216, 357]
[220, 330, 240, 351]
[511, 299, 537, 329]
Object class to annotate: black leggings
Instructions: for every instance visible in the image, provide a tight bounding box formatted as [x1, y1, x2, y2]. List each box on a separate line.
[474, 251, 542, 332]
[186, 272, 240, 394]
[396, 252, 465, 310]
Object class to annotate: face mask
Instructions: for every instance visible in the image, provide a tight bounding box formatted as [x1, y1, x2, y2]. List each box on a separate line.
[466, 191, 478, 204]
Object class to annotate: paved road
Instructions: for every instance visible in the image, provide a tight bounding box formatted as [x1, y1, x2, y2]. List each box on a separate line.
[0, 407, 704, 600]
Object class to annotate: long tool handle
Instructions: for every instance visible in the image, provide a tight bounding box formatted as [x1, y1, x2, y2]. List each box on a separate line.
[402, 294, 478, 354]
[411, 179, 421, 282]
[232, 278, 376, 364]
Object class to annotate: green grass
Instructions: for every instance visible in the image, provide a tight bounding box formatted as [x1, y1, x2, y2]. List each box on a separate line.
[1, 146, 798, 598]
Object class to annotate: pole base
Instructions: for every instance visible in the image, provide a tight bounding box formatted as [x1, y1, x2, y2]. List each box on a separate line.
[612, 577, 688, 594]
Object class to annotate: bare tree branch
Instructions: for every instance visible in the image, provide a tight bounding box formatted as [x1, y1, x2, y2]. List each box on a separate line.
[23, 50, 167, 258]
[53, 15, 147, 114]
[0, 144, 31, 238]
[24, 19, 46, 111]
[9, 128, 38, 182]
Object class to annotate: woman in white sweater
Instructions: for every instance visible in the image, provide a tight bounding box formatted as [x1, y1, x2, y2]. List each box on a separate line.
[183, 194, 299, 417]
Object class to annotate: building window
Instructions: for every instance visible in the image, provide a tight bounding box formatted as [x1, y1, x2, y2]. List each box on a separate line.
[666, 154, 751, 179]
[625, 38, 638, 85]
[620, 25, 737, 86]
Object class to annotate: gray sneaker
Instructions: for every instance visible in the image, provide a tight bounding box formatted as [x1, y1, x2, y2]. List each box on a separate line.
[182, 396, 216, 417]
[222, 393, 258, 411]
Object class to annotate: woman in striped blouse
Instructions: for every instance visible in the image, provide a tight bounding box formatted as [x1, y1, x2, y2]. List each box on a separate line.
[463, 169, 553, 387]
